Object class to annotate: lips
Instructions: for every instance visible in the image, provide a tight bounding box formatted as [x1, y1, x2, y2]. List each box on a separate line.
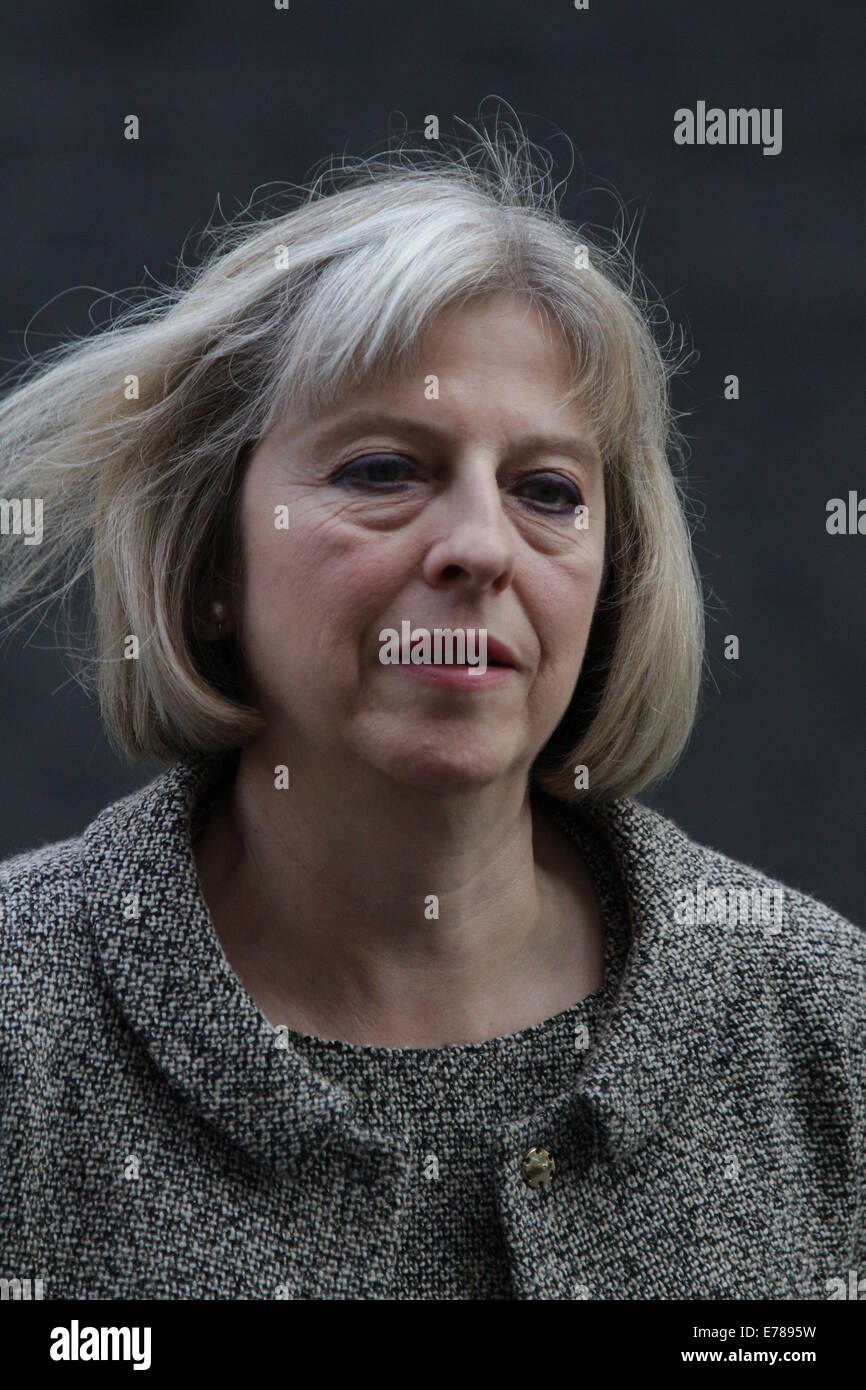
[484, 637, 518, 668]
[420, 634, 518, 667]
[383, 622, 520, 669]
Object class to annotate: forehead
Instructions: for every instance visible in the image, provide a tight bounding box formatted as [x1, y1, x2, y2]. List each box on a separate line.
[263, 290, 603, 467]
[339, 295, 583, 412]
[414, 292, 577, 382]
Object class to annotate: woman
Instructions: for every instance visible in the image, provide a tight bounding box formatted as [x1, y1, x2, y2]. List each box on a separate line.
[0, 126, 863, 1302]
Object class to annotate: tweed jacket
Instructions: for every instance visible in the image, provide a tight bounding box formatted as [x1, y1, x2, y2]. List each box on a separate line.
[0, 752, 864, 1301]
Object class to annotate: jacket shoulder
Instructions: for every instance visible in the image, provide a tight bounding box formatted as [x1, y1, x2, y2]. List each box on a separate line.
[622, 797, 866, 1046]
[624, 796, 863, 930]
[0, 822, 97, 1023]
[0, 830, 91, 991]
[0, 769, 169, 942]
[0, 833, 94, 1091]
[670, 806, 864, 956]
[0, 831, 87, 931]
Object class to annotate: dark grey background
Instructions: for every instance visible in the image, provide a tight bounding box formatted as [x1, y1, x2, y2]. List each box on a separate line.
[1, 1, 863, 924]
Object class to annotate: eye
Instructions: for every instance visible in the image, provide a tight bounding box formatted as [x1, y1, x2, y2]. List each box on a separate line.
[515, 471, 583, 512]
[335, 453, 416, 488]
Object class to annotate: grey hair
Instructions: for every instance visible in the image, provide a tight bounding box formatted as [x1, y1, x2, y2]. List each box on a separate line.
[0, 111, 704, 800]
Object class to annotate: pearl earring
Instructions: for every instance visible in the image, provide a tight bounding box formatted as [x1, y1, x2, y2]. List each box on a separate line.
[211, 600, 227, 638]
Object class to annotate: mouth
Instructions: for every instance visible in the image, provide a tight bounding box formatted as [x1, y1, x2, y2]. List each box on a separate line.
[482, 638, 518, 668]
[380, 624, 520, 672]
[423, 654, 516, 669]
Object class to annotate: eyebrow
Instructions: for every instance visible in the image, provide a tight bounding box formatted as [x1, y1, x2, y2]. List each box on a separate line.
[305, 410, 602, 469]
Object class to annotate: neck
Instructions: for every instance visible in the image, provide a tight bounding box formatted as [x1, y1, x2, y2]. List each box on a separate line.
[193, 739, 605, 1046]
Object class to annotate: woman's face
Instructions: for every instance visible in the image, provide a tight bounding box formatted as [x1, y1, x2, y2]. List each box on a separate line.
[234, 291, 606, 793]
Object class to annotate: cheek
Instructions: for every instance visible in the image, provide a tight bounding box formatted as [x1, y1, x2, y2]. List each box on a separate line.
[532, 546, 604, 635]
[533, 596, 603, 701]
[241, 536, 307, 638]
[239, 512, 402, 651]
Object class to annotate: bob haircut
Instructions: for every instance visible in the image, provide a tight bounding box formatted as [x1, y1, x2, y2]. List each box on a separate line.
[0, 116, 704, 802]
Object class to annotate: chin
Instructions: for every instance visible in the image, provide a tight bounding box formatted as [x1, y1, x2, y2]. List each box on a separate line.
[374, 744, 522, 796]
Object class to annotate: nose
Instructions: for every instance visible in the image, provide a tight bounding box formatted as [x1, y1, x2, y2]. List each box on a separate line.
[421, 459, 516, 597]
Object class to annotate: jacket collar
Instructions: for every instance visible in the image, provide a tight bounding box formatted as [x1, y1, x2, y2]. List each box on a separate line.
[531, 786, 726, 1167]
[82, 753, 726, 1174]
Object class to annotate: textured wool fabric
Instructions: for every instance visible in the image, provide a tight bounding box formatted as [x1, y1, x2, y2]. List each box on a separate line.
[0, 749, 864, 1301]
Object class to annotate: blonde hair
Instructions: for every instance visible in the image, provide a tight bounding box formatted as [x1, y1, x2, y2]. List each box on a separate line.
[0, 112, 704, 801]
